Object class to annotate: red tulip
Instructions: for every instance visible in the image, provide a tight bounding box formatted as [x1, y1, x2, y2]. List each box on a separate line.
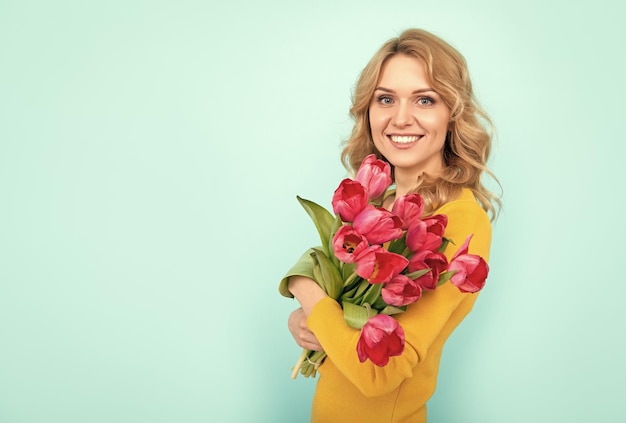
[382, 274, 423, 306]
[391, 193, 424, 229]
[355, 246, 409, 283]
[332, 224, 369, 263]
[332, 179, 369, 223]
[356, 314, 405, 366]
[448, 235, 489, 293]
[408, 250, 448, 290]
[353, 205, 404, 245]
[355, 154, 392, 200]
[405, 214, 448, 253]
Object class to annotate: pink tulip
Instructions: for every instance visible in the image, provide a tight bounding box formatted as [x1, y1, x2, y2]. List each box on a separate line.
[382, 274, 423, 306]
[408, 250, 448, 289]
[355, 246, 409, 283]
[406, 214, 448, 253]
[353, 205, 404, 245]
[332, 225, 369, 263]
[332, 179, 369, 223]
[405, 259, 437, 291]
[355, 154, 392, 200]
[391, 193, 424, 229]
[357, 314, 405, 366]
[448, 235, 489, 293]
[412, 270, 436, 291]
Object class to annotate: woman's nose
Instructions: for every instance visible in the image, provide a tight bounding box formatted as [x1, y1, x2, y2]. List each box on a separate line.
[391, 102, 411, 127]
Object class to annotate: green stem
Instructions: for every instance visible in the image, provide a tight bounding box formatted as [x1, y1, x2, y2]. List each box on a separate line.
[291, 349, 309, 380]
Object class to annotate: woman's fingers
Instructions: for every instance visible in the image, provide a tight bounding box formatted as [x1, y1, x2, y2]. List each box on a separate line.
[288, 307, 324, 351]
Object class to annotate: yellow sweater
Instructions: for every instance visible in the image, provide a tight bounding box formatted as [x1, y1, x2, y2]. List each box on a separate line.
[306, 189, 492, 422]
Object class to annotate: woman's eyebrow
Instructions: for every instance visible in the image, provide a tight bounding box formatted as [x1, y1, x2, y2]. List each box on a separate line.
[374, 86, 436, 94]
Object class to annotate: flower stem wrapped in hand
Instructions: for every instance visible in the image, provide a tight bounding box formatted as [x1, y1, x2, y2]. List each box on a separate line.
[279, 154, 489, 378]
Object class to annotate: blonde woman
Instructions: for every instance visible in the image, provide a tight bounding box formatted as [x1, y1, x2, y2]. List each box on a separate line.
[284, 28, 501, 422]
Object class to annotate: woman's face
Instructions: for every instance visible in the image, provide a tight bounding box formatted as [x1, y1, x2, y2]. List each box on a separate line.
[369, 54, 451, 182]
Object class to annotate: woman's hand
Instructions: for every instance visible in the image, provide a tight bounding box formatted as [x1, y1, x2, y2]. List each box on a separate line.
[288, 307, 324, 351]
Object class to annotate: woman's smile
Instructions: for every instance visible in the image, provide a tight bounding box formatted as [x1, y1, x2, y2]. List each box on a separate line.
[388, 134, 423, 146]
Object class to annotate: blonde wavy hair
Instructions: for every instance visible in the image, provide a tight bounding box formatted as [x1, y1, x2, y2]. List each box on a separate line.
[341, 28, 501, 220]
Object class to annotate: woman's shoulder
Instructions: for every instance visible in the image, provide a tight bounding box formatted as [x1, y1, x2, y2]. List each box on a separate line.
[435, 188, 488, 216]
[436, 189, 492, 244]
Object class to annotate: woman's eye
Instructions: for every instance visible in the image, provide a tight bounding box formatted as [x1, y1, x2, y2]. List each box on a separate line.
[378, 95, 393, 105]
[417, 97, 435, 106]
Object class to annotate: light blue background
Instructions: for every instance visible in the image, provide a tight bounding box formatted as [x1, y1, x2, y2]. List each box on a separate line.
[1, 1, 624, 422]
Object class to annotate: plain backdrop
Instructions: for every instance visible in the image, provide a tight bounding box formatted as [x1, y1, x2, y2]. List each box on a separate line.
[1, 0, 624, 422]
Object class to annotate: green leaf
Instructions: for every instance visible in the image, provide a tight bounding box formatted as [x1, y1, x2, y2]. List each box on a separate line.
[341, 279, 369, 303]
[311, 248, 343, 300]
[437, 270, 456, 287]
[359, 283, 383, 306]
[342, 270, 361, 292]
[388, 237, 407, 254]
[380, 305, 407, 315]
[352, 279, 371, 300]
[327, 215, 343, 268]
[342, 262, 357, 281]
[297, 196, 335, 257]
[438, 237, 452, 253]
[371, 295, 388, 310]
[342, 301, 377, 330]
[339, 284, 359, 301]
[405, 268, 431, 280]
[340, 279, 367, 302]
[278, 248, 318, 298]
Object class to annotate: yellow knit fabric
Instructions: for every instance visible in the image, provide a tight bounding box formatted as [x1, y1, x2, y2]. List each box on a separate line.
[306, 189, 492, 423]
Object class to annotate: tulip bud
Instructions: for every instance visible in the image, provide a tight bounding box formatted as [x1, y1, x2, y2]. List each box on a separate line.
[356, 314, 405, 366]
[332, 179, 369, 223]
[355, 154, 392, 200]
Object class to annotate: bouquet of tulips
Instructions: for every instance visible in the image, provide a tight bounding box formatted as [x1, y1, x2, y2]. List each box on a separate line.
[280, 154, 489, 378]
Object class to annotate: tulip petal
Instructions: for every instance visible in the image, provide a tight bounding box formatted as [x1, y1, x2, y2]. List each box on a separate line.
[356, 314, 405, 366]
[452, 234, 473, 259]
[356, 154, 392, 199]
[332, 179, 369, 222]
[353, 206, 404, 245]
[332, 225, 369, 263]
[392, 193, 424, 229]
[449, 253, 489, 293]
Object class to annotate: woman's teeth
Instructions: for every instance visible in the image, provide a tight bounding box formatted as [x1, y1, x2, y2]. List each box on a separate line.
[390, 135, 420, 144]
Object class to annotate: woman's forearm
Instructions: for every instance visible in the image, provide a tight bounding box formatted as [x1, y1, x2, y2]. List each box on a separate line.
[288, 276, 327, 316]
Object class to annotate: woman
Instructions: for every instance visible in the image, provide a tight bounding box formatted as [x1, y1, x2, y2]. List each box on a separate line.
[284, 28, 500, 422]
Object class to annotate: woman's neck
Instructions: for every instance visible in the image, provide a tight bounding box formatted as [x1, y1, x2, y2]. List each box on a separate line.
[393, 171, 418, 198]
[393, 164, 444, 198]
